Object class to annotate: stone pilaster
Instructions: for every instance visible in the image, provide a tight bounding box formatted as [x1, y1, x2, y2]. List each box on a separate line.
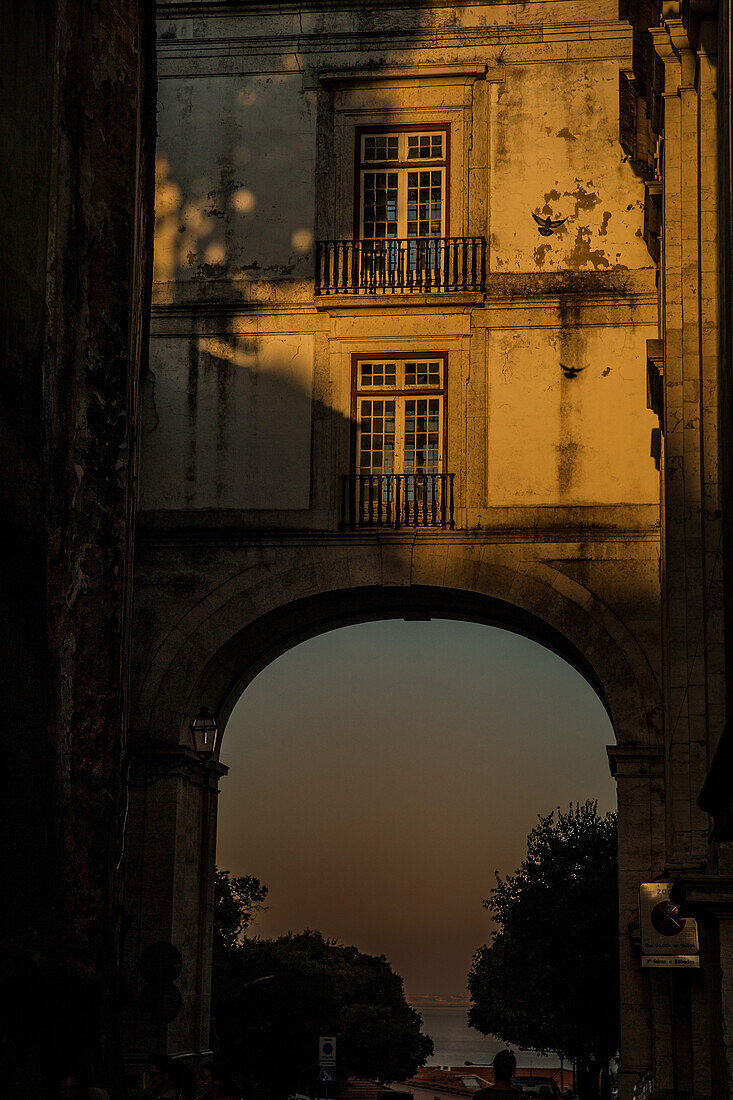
[122, 753, 227, 1080]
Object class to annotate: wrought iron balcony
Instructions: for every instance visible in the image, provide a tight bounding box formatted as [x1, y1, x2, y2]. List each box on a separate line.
[315, 238, 486, 295]
[341, 473, 455, 530]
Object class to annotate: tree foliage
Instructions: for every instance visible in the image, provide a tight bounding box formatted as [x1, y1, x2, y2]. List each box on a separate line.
[468, 802, 619, 1099]
[212, 871, 433, 1095]
[214, 869, 269, 949]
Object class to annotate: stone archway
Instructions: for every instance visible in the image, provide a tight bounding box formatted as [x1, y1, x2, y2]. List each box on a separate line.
[124, 544, 663, 1085]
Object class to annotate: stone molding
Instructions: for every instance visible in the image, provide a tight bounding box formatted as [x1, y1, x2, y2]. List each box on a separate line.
[316, 62, 492, 86]
[131, 545, 663, 751]
[157, 0, 631, 14]
[607, 744, 665, 778]
[157, 30, 636, 77]
[135, 507, 662, 539]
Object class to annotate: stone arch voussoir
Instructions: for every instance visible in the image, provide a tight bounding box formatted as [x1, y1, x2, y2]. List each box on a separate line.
[133, 545, 661, 753]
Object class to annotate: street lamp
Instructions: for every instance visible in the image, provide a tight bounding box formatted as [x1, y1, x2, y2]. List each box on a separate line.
[190, 706, 218, 760]
[125, 707, 220, 788]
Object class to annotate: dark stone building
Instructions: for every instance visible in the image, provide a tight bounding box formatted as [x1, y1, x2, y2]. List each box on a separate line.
[1, 3, 155, 1094]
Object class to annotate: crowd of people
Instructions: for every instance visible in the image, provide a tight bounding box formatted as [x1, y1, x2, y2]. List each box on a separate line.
[52, 1056, 243, 1100]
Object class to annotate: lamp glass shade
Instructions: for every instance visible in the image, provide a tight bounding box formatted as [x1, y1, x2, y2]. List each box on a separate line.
[191, 707, 218, 758]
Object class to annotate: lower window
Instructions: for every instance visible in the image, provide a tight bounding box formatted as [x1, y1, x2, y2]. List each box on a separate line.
[343, 354, 452, 528]
[354, 355, 446, 481]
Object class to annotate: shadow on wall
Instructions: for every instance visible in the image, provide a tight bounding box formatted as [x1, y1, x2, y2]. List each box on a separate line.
[141, 327, 333, 514]
[153, 74, 316, 300]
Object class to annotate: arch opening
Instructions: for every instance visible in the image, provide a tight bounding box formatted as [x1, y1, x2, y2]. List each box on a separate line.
[197, 585, 618, 745]
[217, 614, 617, 1006]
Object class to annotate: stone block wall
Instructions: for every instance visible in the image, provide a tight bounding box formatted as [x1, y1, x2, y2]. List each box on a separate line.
[0, 2, 155, 1095]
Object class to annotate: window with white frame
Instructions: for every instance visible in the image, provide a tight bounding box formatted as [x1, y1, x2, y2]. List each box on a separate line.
[354, 356, 446, 479]
[357, 129, 448, 244]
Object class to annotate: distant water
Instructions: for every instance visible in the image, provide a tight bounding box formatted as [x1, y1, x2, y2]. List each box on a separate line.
[417, 1007, 559, 1071]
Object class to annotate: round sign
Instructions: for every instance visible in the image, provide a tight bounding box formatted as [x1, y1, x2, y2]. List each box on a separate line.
[650, 900, 686, 937]
[322, 1042, 334, 1056]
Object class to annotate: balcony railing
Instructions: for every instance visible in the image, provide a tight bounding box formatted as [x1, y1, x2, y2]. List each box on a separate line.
[341, 473, 455, 530]
[315, 238, 486, 295]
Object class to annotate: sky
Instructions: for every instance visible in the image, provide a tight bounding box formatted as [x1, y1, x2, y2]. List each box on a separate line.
[216, 619, 616, 998]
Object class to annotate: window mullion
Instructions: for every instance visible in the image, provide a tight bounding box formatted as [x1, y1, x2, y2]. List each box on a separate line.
[398, 170, 408, 241]
[359, 172, 365, 238]
[395, 399, 405, 475]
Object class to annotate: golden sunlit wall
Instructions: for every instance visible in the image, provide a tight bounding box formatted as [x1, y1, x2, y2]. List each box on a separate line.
[144, 0, 659, 525]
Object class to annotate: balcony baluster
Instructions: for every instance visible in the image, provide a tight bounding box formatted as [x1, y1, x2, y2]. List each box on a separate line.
[315, 238, 486, 295]
[340, 473, 455, 530]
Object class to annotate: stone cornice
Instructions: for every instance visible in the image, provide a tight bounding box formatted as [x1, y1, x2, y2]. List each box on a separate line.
[134, 503, 660, 543]
[158, 0, 618, 12]
[317, 61, 491, 86]
[607, 744, 665, 778]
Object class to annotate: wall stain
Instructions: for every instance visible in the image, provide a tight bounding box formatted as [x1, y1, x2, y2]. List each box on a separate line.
[599, 211, 611, 236]
[556, 437, 583, 495]
[185, 339, 199, 504]
[215, 351, 231, 504]
[556, 297, 586, 496]
[566, 181, 600, 212]
[533, 243, 552, 267]
[568, 225, 610, 270]
[541, 188, 562, 215]
[556, 127, 577, 141]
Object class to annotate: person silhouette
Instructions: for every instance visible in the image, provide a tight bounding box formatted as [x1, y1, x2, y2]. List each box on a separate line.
[473, 1050, 519, 1095]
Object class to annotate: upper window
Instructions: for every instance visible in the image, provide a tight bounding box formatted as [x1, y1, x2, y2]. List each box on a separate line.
[356, 128, 449, 242]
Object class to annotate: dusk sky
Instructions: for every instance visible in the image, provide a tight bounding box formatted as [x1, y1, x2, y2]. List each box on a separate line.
[216, 619, 616, 998]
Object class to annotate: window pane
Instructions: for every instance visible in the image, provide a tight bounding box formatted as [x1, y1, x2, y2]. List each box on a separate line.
[404, 398, 441, 474]
[363, 134, 399, 161]
[407, 133, 444, 159]
[363, 172, 399, 240]
[358, 398, 395, 474]
[360, 361, 396, 388]
[406, 170, 442, 244]
[405, 360, 441, 387]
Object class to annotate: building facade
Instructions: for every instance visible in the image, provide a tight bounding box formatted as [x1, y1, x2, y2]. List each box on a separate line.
[125, 1, 733, 1098]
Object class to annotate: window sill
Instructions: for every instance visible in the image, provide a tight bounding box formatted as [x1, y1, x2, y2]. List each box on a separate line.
[315, 290, 485, 310]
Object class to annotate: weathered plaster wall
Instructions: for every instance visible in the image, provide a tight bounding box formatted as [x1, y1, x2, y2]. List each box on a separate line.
[154, 74, 315, 291]
[133, 0, 668, 1093]
[490, 60, 652, 273]
[143, 332, 315, 510]
[144, 5, 660, 520]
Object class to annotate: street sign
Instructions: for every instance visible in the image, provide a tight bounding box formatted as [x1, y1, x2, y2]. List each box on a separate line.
[319, 1037, 336, 1066]
[639, 883, 699, 964]
[642, 955, 700, 969]
[319, 1068, 336, 1085]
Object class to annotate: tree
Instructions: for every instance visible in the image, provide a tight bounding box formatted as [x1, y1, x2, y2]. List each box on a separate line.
[212, 872, 433, 1096]
[467, 802, 619, 1100]
[214, 869, 269, 948]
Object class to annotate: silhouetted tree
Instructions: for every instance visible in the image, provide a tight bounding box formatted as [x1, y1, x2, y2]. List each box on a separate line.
[468, 802, 619, 1100]
[212, 872, 432, 1096]
[214, 869, 269, 948]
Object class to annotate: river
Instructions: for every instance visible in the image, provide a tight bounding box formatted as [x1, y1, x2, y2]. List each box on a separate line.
[417, 1006, 560, 1071]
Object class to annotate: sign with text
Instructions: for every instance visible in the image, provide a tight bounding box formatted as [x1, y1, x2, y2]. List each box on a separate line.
[639, 883, 698, 958]
[642, 955, 700, 969]
[319, 1037, 336, 1067]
